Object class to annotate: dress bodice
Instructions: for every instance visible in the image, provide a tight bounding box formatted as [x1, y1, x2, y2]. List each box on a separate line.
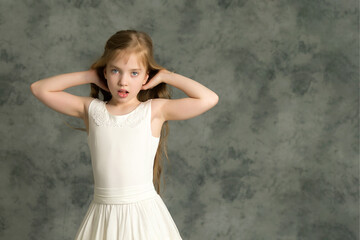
[87, 98, 160, 188]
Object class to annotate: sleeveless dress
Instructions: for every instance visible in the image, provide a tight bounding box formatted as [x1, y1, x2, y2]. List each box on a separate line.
[74, 98, 183, 240]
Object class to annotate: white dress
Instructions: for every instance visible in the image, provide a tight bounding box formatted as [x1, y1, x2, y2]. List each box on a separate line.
[74, 98, 182, 240]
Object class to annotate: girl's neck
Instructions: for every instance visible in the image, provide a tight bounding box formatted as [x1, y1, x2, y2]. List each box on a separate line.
[107, 97, 141, 108]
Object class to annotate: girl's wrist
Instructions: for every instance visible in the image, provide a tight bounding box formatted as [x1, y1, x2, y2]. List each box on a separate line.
[162, 70, 176, 84]
[86, 69, 100, 84]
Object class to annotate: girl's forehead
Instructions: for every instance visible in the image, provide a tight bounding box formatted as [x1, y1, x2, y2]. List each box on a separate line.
[109, 50, 146, 69]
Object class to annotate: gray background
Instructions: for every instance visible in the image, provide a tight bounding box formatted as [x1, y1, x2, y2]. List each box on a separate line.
[0, 0, 358, 239]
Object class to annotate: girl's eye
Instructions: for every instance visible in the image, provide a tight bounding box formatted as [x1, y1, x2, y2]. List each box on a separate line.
[131, 72, 139, 76]
[111, 69, 119, 74]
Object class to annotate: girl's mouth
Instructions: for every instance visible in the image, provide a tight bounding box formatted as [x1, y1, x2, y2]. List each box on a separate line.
[118, 90, 129, 98]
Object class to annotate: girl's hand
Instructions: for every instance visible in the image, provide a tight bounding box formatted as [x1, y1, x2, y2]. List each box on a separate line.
[141, 69, 173, 90]
[88, 69, 110, 92]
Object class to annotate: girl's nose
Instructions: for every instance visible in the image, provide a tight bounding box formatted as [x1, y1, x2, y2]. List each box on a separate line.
[118, 74, 128, 86]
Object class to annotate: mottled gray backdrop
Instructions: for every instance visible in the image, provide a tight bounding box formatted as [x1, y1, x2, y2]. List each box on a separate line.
[0, 0, 358, 239]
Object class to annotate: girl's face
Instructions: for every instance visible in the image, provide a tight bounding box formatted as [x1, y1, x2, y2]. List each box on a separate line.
[104, 52, 148, 104]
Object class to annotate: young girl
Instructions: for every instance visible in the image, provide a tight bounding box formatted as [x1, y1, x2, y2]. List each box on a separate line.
[30, 30, 218, 240]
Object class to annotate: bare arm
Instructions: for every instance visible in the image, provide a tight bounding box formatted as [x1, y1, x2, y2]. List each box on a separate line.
[30, 70, 108, 119]
[141, 70, 219, 121]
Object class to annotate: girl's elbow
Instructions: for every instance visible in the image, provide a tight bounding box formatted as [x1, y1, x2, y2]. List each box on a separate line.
[209, 93, 219, 107]
[30, 81, 42, 97]
[30, 82, 38, 96]
[203, 93, 218, 109]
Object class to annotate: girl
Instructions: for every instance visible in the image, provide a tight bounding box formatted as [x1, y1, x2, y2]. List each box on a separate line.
[30, 29, 218, 240]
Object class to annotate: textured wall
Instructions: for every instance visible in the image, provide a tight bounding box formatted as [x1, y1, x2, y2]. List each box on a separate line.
[0, 0, 358, 239]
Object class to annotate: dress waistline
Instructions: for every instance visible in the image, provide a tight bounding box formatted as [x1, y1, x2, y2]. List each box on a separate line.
[93, 183, 158, 204]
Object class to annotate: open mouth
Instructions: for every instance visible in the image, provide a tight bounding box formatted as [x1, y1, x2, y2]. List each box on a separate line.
[118, 89, 129, 93]
[118, 89, 129, 98]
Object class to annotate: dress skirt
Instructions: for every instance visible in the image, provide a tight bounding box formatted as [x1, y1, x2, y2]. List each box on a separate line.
[74, 183, 182, 240]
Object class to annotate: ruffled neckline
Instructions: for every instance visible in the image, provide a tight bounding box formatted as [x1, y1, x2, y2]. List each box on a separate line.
[90, 99, 150, 128]
[104, 101, 144, 118]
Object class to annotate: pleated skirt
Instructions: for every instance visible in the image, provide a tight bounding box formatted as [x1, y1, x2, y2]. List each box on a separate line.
[74, 183, 183, 240]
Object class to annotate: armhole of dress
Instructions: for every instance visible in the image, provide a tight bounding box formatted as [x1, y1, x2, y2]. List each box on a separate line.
[87, 98, 97, 138]
[88, 98, 97, 121]
[148, 99, 154, 137]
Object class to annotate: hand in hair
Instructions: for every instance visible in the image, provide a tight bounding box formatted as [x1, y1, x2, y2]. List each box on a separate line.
[141, 69, 173, 90]
[88, 69, 110, 92]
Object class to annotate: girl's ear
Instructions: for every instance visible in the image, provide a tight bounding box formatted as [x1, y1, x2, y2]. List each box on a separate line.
[143, 72, 149, 85]
[103, 67, 107, 79]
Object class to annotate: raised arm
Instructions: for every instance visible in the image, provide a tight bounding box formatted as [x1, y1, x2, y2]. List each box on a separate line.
[30, 70, 108, 119]
[141, 70, 219, 121]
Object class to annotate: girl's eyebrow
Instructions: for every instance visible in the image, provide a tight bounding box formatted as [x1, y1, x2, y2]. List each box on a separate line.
[109, 64, 141, 71]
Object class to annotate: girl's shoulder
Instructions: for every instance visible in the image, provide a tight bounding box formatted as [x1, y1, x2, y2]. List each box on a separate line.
[84, 97, 103, 116]
[149, 98, 170, 122]
[150, 98, 170, 109]
[85, 96, 101, 107]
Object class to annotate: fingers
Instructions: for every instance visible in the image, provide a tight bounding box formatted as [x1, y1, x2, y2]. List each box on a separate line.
[141, 83, 152, 90]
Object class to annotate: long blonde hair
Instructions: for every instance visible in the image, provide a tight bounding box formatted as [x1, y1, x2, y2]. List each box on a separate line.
[69, 30, 171, 195]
